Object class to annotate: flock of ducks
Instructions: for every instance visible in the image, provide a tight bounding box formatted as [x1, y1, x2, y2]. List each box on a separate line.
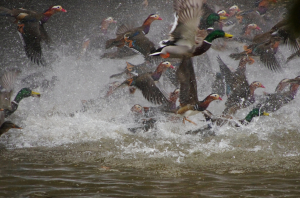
[1, 0, 300, 137]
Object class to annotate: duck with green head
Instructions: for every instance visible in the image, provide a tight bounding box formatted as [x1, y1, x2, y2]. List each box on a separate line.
[0, 68, 41, 118]
[202, 108, 269, 127]
[4, 88, 40, 118]
[199, 13, 227, 30]
[0, 121, 22, 137]
[150, 0, 232, 59]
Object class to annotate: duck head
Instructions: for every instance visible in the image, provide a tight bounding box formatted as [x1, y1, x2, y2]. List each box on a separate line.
[204, 30, 233, 43]
[217, 10, 229, 17]
[250, 81, 265, 89]
[104, 17, 117, 24]
[243, 108, 269, 123]
[0, 121, 22, 136]
[245, 24, 261, 35]
[50, 5, 67, 13]
[207, 13, 227, 27]
[147, 14, 162, 21]
[15, 88, 41, 102]
[228, 5, 240, 16]
[131, 104, 143, 114]
[206, 93, 223, 101]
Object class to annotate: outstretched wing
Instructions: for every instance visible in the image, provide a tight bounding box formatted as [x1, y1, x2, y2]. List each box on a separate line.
[18, 20, 44, 65]
[176, 57, 198, 106]
[135, 74, 169, 105]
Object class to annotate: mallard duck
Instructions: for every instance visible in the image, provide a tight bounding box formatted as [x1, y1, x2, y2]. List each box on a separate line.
[199, 3, 228, 30]
[0, 69, 41, 117]
[0, 6, 67, 65]
[105, 14, 162, 49]
[255, 76, 300, 112]
[201, 108, 269, 128]
[0, 120, 22, 137]
[150, 0, 233, 59]
[175, 58, 222, 124]
[117, 61, 174, 105]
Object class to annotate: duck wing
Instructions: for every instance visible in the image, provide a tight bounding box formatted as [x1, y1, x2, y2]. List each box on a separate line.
[0, 68, 21, 110]
[18, 19, 44, 65]
[176, 57, 198, 106]
[39, 23, 52, 45]
[170, 0, 204, 48]
[135, 74, 169, 105]
[254, 42, 282, 72]
[217, 56, 234, 90]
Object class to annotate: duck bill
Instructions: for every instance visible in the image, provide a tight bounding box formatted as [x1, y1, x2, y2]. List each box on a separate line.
[256, 26, 261, 30]
[260, 85, 265, 88]
[31, 91, 41, 97]
[61, 8, 67, 12]
[224, 33, 233, 38]
[219, 16, 227, 20]
[170, 65, 175, 69]
[263, 112, 269, 116]
[218, 97, 223, 101]
[157, 17, 163, 20]
[13, 124, 22, 129]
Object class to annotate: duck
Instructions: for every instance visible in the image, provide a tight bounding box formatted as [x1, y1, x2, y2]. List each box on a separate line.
[255, 76, 300, 113]
[150, 0, 233, 59]
[227, 5, 241, 17]
[235, 0, 276, 27]
[252, 19, 300, 53]
[105, 14, 162, 49]
[175, 57, 222, 124]
[117, 61, 174, 105]
[223, 80, 265, 115]
[0, 68, 41, 118]
[123, 32, 156, 57]
[232, 23, 261, 43]
[202, 108, 270, 127]
[0, 6, 67, 65]
[130, 88, 180, 118]
[199, 3, 228, 30]
[217, 56, 265, 115]
[217, 55, 254, 97]
[229, 36, 282, 72]
[0, 120, 22, 137]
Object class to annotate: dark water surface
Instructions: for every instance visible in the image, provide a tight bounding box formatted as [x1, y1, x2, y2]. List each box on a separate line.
[1, 145, 300, 197]
[1, 0, 300, 197]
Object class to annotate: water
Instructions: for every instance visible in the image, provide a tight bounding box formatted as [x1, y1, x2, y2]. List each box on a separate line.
[1, 0, 300, 197]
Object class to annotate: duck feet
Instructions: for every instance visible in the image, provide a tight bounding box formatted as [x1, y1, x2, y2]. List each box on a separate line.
[243, 46, 252, 54]
[247, 56, 255, 65]
[183, 117, 197, 125]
